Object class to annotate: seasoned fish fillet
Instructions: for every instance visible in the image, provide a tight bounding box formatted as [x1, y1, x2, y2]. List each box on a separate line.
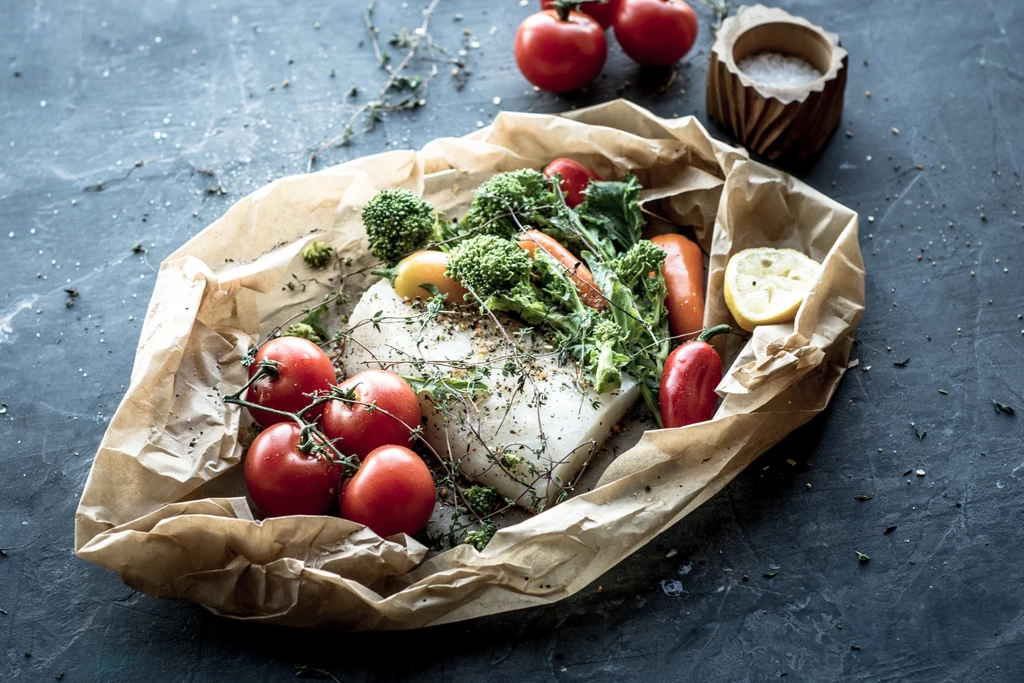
[340, 279, 639, 510]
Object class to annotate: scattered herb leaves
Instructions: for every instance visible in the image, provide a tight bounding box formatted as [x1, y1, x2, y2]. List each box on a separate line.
[938, 388, 948, 395]
[893, 357, 911, 367]
[855, 494, 873, 501]
[856, 551, 870, 562]
[884, 525, 897, 534]
[763, 571, 777, 578]
[993, 399, 1015, 415]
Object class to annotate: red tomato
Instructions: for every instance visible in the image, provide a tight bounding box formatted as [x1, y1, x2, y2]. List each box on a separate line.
[543, 158, 601, 208]
[659, 325, 729, 428]
[245, 336, 336, 428]
[614, 0, 698, 66]
[515, 9, 607, 93]
[322, 370, 423, 460]
[540, 0, 621, 29]
[244, 422, 341, 517]
[339, 445, 436, 537]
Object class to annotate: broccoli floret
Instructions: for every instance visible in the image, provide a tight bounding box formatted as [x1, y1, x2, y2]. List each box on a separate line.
[284, 322, 325, 344]
[611, 239, 667, 289]
[447, 234, 636, 395]
[464, 520, 497, 551]
[362, 189, 437, 265]
[588, 319, 627, 393]
[301, 239, 333, 268]
[445, 234, 551, 325]
[463, 485, 502, 515]
[461, 169, 557, 238]
[445, 234, 531, 299]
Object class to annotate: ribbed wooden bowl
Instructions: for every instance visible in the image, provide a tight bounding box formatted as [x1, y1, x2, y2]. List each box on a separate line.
[707, 5, 847, 163]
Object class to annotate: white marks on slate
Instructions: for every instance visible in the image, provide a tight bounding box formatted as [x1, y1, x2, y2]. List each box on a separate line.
[0, 295, 39, 346]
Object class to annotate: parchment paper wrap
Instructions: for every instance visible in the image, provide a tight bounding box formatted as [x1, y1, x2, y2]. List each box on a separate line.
[75, 100, 864, 630]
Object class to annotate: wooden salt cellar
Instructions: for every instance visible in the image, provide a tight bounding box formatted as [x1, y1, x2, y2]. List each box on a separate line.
[707, 5, 848, 163]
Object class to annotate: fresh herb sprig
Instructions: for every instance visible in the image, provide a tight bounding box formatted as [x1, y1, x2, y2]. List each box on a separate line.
[307, 0, 449, 171]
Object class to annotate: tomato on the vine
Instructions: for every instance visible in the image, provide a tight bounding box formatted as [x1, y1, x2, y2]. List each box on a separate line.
[515, 7, 607, 93]
[543, 158, 600, 208]
[245, 336, 336, 428]
[322, 370, 423, 460]
[339, 445, 436, 538]
[540, 0, 621, 29]
[614, 0, 698, 66]
[244, 422, 341, 517]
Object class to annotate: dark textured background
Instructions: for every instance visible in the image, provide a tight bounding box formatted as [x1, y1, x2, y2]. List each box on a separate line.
[2, 0, 1023, 680]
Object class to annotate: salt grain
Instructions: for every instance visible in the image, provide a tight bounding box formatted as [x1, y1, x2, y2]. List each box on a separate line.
[737, 51, 822, 88]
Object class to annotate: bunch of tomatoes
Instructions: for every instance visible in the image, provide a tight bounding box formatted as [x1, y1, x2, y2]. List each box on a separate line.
[516, 0, 700, 93]
[238, 336, 436, 538]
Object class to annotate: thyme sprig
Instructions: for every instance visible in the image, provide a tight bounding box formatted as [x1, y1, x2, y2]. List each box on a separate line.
[307, 0, 443, 172]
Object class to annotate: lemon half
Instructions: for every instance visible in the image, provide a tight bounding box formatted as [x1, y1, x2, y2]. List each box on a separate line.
[724, 247, 820, 332]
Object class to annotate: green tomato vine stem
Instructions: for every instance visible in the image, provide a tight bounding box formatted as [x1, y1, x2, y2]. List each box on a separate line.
[223, 375, 360, 475]
[695, 324, 731, 344]
[551, 0, 607, 22]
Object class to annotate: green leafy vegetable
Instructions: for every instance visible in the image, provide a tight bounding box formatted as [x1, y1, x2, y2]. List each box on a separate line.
[577, 175, 645, 256]
[587, 242, 670, 421]
[543, 174, 645, 262]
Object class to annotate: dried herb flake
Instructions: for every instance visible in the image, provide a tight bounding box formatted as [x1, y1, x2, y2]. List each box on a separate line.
[993, 399, 1015, 415]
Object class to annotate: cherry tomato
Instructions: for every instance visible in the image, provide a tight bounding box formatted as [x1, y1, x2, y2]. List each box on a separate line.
[540, 0, 621, 29]
[339, 445, 436, 538]
[651, 233, 705, 339]
[244, 422, 341, 517]
[614, 0, 698, 66]
[543, 158, 601, 208]
[517, 230, 607, 310]
[322, 370, 423, 460]
[392, 250, 469, 303]
[659, 325, 729, 428]
[245, 336, 336, 428]
[515, 9, 607, 93]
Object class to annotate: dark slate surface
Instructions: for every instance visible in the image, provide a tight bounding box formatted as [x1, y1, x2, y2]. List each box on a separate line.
[2, 0, 1022, 680]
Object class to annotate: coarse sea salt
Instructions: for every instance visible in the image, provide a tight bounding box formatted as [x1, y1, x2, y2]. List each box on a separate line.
[737, 51, 823, 88]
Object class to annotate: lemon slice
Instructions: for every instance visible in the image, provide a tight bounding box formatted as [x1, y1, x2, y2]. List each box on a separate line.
[724, 247, 820, 332]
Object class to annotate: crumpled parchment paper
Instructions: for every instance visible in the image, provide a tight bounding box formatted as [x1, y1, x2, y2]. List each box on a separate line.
[75, 100, 864, 629]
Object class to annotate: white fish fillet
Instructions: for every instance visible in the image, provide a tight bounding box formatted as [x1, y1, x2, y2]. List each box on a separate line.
[340, 280, 639, 510]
